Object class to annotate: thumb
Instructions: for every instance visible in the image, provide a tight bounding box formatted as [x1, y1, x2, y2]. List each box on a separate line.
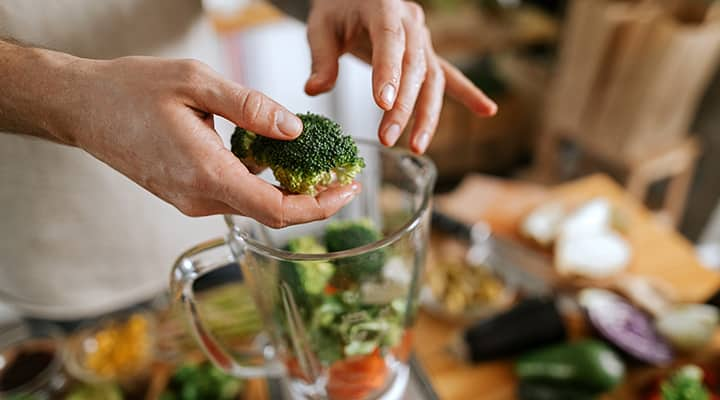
[197, 73, 302, 140]
[305, 19, 341, 96]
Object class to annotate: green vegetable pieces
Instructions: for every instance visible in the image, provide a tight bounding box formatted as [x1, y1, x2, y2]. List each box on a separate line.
[325, 219, 387, 283]
[283, 236, 335, 295]
[661, 365, 709, 400]
[276, 218, 404, 365]
[160, 362, 243, 400]
[309, 294, 405, 363]
[231, 113, 365, 196]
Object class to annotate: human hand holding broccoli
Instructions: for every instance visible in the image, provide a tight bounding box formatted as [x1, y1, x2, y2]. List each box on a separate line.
[0, 43, 359, 228]
[0, 0, 497, 227]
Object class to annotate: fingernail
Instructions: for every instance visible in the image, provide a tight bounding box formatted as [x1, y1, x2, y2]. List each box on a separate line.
[351, 182, 361, 193]
[487, 100, 498, 115]
[414, 131, 431, 153]
[384, 123, 401, 146]
[340, 187, 358, 203]
[276, 111, 302, 137]
[477, 99, 498, 116]
[380, 84, 396, 107]
[308, 72, 321, 87]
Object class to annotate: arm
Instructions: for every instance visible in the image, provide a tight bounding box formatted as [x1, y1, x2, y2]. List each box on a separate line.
[0, 39, 358, 227]
[0, 40, 77, 144]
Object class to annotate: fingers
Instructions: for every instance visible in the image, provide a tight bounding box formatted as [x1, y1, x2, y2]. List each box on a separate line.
[215, 84, 302, 139]
[217, 156, 360, 228]
[440, 58, 498, 117]
[278, 182, 361, 227]
[378, 16, 427, 147]
[408, 31, 445, 154]
[305, 13, 341, 95]
[368, 1, 406, 110]
[175, 198, 242, 218]
[185, 61, 302, 140]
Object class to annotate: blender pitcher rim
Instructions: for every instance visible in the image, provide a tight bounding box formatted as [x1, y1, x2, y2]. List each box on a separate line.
[222, 138, 437, 262]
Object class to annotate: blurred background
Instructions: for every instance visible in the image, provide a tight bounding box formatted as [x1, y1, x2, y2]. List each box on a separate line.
[2, 1, 720, 399]
[202, 0, 720, 263]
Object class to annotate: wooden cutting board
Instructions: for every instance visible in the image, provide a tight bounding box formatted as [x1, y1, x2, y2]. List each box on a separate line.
[415, 173, 720, 400]
[434, 173, 720, 303]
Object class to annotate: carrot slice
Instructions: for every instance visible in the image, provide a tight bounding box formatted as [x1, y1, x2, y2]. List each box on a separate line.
[327, 349, 388, 400]
[286, 357, 312, 383]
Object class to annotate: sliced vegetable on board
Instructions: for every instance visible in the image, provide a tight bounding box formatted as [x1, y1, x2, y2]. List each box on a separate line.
[656, 304, 719, 353]
[520, 202, 566, 247]
[555, 231, 631, 278]
[579, 288, 673, 365]
[557, 198, 614, 240]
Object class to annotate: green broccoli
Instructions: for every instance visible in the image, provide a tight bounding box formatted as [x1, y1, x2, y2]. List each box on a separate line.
[282, 236, 335, 295]
[160, 362, 243, 400]
[231, 113, 365, 196]
[325, 219, 386, 283]
[661, 365, 709, 400]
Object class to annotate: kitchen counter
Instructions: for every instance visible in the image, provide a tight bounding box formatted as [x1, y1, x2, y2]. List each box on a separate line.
[414, 173, 720, 399]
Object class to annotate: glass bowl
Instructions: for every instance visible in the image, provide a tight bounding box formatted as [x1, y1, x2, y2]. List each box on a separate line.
[62, 312, 157, 385]
[0, 322, 66, 399]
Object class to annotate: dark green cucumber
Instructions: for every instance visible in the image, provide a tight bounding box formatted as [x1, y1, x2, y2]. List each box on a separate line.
[515, 339, 625, 392]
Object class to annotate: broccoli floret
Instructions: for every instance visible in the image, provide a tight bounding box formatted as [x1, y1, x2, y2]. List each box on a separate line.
[661, 365, 709, 400]
[282, 236, 335, 295]
[230, 128, 255, 159]
[325, 219, 386, 283]
[231, 113, 365, 196]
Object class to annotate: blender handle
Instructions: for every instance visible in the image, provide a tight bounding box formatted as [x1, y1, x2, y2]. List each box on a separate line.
[169, 236, 284, 378]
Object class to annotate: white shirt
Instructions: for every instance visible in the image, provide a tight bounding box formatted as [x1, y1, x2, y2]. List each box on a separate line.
[0, 0, 227, 319]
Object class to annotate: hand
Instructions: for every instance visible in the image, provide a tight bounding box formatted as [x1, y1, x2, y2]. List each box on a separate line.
[44, 55, 359, 227]
[303, 0, 497, 154]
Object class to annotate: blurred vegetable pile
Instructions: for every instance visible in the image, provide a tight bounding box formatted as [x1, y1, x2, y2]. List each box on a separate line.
[79, 313, 154, 380]
[660, 366, 711, 400]
[425, 259, 509, 316]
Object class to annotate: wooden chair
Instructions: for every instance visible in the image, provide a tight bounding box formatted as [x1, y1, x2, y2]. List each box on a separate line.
[534, 0, 720, 226]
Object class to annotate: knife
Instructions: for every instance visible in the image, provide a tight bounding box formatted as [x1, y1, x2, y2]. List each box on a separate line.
[430, 209, 555, 298]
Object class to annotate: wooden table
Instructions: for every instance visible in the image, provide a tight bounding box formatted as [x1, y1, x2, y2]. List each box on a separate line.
[414, 173, 720, 400]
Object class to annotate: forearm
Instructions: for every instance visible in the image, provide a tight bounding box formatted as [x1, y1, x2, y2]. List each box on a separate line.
[268, 0, 310, 21]
[0, 40, 84, 145]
